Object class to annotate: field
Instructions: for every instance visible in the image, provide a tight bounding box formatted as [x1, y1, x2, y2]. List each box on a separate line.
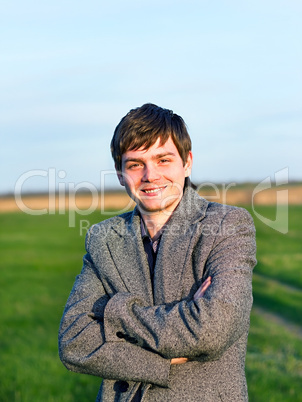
[0, 204, 302, 401]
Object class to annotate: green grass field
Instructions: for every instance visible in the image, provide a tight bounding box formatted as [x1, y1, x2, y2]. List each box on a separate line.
[0, 205, 301, 401]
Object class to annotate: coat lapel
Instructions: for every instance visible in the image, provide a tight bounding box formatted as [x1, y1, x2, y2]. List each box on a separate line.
[153, 186, 209, 305]
[105, 186, 209, 307]
[106, 209, 154, 305]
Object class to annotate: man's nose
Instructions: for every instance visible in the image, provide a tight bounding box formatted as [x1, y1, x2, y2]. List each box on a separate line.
[142, 164, 161, 182]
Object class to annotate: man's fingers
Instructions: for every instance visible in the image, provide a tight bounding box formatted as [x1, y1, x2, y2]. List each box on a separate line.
[171, 357, 189, 365]
[201, 278, 211, 294]
[193, 276, 212, 301]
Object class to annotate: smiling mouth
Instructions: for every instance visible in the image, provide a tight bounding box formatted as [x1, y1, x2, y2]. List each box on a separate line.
[141, 186, 167, 194]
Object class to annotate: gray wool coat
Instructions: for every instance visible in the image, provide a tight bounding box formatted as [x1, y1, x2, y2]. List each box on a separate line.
[59, 186, 257, 402]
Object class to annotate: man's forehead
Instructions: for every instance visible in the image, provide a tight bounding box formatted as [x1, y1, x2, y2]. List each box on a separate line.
[122, 137, 179, 161]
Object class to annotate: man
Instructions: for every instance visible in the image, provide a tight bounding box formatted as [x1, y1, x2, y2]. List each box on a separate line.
[59, 103, 257, 401]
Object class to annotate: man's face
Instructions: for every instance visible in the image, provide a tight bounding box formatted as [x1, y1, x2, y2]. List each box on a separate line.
[117, 136, 192, 215]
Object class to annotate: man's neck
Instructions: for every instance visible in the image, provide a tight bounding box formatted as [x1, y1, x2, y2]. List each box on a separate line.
[140, 211, 170, 240]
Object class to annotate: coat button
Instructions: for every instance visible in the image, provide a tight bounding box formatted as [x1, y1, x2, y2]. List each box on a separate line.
[118, 381, 129, 392]
[116, 331, 124, 338]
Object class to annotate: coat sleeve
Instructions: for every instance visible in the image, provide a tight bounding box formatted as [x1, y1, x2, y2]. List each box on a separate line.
[58, 233, 171, 387]
[103, 208, 257, 360]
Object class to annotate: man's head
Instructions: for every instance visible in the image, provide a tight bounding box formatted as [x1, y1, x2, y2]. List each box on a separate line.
[111, 103, 193, 217]
[111, 103, 191, 172]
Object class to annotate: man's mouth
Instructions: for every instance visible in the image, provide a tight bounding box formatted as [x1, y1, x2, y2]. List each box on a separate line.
[141, 186, 167, 194]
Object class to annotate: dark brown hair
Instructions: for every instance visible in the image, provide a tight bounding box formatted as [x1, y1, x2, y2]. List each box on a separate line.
[111, 103, 192, 171]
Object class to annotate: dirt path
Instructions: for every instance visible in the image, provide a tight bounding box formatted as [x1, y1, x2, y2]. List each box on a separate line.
[252, 305, 302, 338]
[254, 272, 302, 293]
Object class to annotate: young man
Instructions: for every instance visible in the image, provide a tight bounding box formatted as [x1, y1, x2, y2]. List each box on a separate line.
[59, 103, 257, 401]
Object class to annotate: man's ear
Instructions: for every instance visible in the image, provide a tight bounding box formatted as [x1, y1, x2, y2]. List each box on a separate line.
[184, 151, 193, 177]
[115, 165, 125, 186]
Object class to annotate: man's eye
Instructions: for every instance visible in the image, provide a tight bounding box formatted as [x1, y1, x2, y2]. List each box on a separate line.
[127, 163, 140, 169]
[159, 159, 170, 163]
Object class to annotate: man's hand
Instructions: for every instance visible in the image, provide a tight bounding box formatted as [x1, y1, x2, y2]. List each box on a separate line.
[170, 277, 212, 365]
[170, 357, 189, 365]
[193, 276, 211, 301]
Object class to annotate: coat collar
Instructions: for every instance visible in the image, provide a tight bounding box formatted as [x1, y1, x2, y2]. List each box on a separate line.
[106, 185, 209, 305]
[160, 183, 208, 229]
[151, 185, 208, 304]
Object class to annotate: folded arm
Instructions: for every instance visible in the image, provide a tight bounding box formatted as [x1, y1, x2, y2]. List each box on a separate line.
[103, 208, 256, 360]
[58, 252, 171, 386]
[170, 276, 212, 365]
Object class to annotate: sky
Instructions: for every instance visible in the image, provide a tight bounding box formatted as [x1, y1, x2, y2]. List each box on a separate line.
[1, 0, 301, 195]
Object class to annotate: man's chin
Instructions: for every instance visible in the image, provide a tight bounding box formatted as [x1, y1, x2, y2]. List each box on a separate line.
[137, 204, 162, 215]
[137, 198, 181, 216]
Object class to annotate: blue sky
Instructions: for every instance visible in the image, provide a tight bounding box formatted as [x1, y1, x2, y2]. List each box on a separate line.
[1, 0, 301, 194]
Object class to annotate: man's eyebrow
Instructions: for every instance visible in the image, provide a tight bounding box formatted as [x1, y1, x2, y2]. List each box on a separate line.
[154, 152, 176, 159]
[123, 157, 144, 164]
[123, 152, 176, 164]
